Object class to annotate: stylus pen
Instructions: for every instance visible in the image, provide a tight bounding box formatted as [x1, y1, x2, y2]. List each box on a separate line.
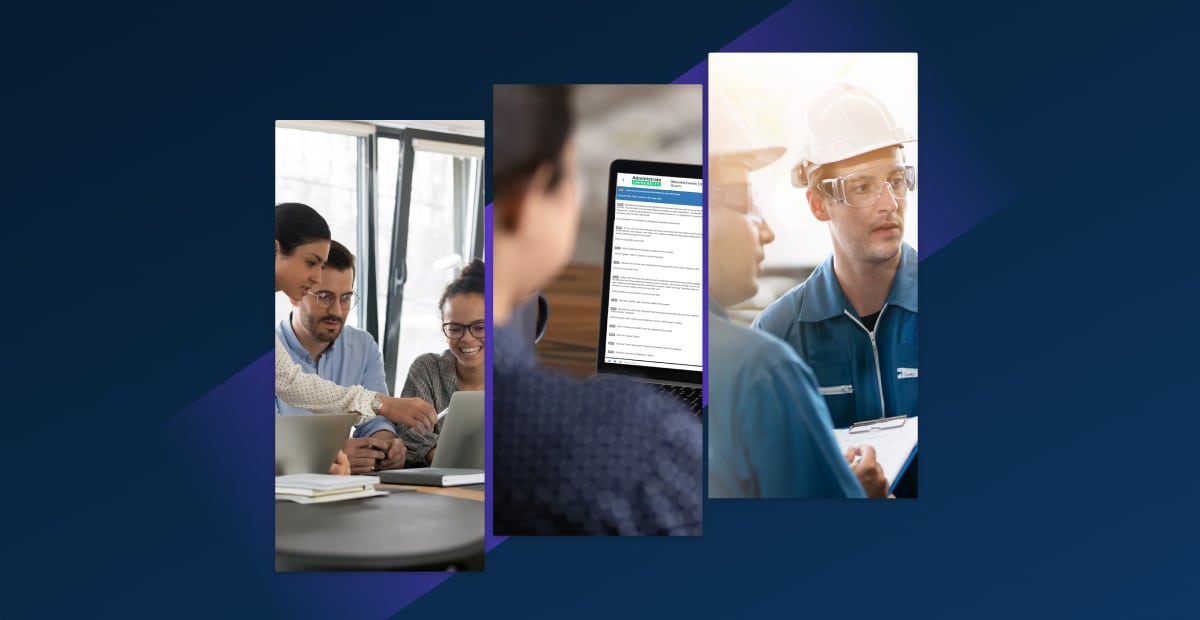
[847, 446, 866, 469]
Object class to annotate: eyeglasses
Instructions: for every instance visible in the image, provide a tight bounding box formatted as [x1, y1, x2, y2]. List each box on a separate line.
[817, 164, 916, 208]
[710, 184, 765, 223]
[306, 290, 358, 309]
[442, 321, 486, 340]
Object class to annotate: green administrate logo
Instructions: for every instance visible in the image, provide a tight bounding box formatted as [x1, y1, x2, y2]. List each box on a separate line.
[631, 176, 661, 187]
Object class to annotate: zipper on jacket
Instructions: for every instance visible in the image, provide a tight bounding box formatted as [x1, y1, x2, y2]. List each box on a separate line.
[844, 306, 887, 419]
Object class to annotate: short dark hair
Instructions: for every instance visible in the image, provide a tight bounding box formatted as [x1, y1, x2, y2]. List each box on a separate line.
[439, 258, 485, 315]
[324, 240, 355, 277]
[275, 203, 331, 255]
[493, 85, 573, 218]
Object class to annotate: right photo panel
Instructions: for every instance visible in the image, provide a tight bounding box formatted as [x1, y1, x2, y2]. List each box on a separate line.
[707, 53, 918, 499]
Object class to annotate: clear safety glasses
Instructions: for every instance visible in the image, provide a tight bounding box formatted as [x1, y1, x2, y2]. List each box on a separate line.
[710, 184, 765, 223]
[817, 164, 916, 208]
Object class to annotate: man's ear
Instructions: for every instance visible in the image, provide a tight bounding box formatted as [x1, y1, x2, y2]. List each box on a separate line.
[275, 239, 281, 256]
[808, 189, 830, 222]
[499, 162, 557, 233]
[496, 195, 525, 232]
[527, 160, 560, 199]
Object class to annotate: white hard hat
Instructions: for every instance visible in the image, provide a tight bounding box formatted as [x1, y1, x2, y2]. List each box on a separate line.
[792, 83, 915, 187]
[709, 92, 785, 171]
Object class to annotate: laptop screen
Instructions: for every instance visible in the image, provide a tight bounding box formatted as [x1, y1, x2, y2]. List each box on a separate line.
[597, 160, 703, 385]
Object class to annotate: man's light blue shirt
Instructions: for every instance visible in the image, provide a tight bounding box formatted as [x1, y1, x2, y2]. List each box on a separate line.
[709, 298, 864, 498]
[275, 315, 397, 438]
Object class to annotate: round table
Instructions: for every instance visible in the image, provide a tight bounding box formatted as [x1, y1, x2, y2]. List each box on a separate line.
[275, 490, 484, 571]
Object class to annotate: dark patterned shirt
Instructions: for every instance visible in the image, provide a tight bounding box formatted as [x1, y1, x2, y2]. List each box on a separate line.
[493, 325, 703, 535]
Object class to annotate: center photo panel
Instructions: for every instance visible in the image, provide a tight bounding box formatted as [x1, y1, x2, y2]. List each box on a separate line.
[491, 84, 704, 536]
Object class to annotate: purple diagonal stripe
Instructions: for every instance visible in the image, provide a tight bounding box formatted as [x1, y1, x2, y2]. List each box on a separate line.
[484, 200, 506, 553]
[164, 353, 452, 618]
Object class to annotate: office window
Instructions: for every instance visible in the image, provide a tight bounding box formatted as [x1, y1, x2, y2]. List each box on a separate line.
[376, 136, 401, 336]
[275, 122, 484, 394]
[392, 145, 483, 393]
[274, 127, 364, 330]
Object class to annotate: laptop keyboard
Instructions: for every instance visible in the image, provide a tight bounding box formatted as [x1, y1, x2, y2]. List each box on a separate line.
[656, 384, 704, 416]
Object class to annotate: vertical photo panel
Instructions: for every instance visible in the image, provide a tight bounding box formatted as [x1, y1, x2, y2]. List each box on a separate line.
[492, 85, 705, 535]
[707, 54, 919, 499]
[273, 120, 487, 570]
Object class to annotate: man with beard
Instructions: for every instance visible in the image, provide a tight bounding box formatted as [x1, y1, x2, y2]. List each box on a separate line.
[754, 83, 918, 496]
[276, 240, 407, 473]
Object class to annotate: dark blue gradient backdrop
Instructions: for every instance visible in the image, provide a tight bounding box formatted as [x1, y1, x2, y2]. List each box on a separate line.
[5, 0, 1198, 617]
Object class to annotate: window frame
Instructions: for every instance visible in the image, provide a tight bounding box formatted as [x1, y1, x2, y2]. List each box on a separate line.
[371, 127, 485, 393]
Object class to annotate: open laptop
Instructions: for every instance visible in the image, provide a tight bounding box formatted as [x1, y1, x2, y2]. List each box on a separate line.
[378, 390, 484, 486]
[595, 159, 704, 415]
[275, 413, 357, 476]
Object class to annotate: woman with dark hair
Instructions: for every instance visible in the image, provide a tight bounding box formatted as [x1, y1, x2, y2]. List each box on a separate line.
[275, 202, 437, 435]
[399, 258, 485, 467]
[492, 86, 702, 535]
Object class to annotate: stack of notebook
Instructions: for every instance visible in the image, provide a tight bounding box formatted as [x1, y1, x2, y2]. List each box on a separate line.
[275, 474, 387, 504]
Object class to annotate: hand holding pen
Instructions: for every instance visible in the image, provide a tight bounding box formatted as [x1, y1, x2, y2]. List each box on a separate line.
[844, 445, 889, 499]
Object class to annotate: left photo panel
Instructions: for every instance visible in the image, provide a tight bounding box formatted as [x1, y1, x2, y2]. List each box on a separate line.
[273, 120, 486, 571]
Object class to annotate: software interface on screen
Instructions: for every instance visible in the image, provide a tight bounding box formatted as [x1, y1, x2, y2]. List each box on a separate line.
[603, 171, 703, 373]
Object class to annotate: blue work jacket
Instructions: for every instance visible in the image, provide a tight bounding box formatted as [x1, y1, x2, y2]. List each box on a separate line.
[753, 243, 918, 428]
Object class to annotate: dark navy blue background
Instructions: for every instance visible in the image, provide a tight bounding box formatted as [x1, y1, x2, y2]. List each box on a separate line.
[6, 0, 1198, 617]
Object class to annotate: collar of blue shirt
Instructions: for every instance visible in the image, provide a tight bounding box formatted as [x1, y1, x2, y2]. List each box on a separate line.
[797, 242, 918, 323]
[708, 295, 728, 320]
[276, 312, 338, 364]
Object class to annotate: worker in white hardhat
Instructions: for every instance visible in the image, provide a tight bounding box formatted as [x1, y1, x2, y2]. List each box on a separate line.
[708, 92, 889, 499]
[707, 92, 784, 308]
[753, 82, 919, 497]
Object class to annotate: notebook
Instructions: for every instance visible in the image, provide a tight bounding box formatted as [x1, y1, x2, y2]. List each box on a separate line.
[378, 391, 484, 487]
[275, 413, 357, 476]
[378, 468, 483, 486]
[595, 159, 704, 415]
[832, 416, 919, 494]
[275, 473, 386, 504]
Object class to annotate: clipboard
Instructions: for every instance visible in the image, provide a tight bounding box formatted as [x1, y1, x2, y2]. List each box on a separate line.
[834, 416, 918, 494]
[848, 415, 908, 433]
